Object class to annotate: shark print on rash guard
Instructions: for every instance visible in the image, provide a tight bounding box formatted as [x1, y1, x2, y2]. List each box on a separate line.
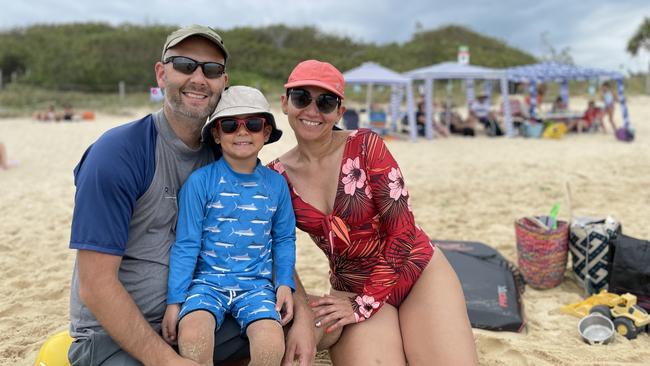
[167, 157, 296, 317]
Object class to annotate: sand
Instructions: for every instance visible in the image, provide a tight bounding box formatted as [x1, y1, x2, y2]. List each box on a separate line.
[1, 97, 649, 365]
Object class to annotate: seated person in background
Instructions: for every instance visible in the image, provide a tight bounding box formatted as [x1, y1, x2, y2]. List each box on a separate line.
[416, 101, 448, 137]
[551, 96, 567, 113]
[469, 95, 502, 136]
[440, 103, 474, 137]
[368, 104, 389, 135]
[499, 97, 528, 129]
[62, 103, 76, 121]
[566, 100, 603, 133]
[368, 104, 387, 125]
[34, 105, 60, 122]
[0, 142, 18, 170]
[524, 83, 546, 114]
[342, 108, 360, 130]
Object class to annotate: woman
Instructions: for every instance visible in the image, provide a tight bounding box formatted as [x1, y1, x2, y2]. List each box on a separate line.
[269, 60, 478, 365]
[600, 82, 617, 133]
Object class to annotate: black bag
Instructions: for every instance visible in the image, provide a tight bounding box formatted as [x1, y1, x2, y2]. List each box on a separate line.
[438, 240, 525, 332]
[608, 234, 650, 311]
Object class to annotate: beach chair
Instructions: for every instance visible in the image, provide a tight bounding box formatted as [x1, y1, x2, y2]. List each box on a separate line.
[343, 108, 360, 130]
[368, 109, 389, 136]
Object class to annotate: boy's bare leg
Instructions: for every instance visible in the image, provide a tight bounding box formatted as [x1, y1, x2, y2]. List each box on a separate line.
[246, 320, 284, 366]
[179, 310, 216, 366]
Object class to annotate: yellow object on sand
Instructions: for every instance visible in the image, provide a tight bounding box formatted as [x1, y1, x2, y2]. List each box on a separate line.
[560, 290, 625, 318]
[542, 122, 567, 139]
[35, 331, 72, 366]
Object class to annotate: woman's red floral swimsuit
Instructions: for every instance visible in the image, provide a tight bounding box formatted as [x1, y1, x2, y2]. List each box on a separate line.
[269, 129, 434, 322]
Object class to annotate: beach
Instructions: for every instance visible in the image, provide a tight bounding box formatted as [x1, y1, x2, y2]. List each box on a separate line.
[1, 96, 649, 365]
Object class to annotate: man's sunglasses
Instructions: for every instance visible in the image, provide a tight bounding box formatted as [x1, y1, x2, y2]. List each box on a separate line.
[288, 88, 341, 114]
[163, 56, 225, 79]
[218, 116, 266, 134]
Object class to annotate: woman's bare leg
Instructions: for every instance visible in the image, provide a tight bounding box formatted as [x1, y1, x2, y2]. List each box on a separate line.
[178, 310, 216, 366]
[246, 320, 284, 366]
[329, 304, 406, 366]
[399, 249, 478, 366]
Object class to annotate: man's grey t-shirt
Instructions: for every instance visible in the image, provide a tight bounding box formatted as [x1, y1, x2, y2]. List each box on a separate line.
[69, 110, 213, 337]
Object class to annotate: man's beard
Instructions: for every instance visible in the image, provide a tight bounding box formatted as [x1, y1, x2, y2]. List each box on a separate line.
[165, 81, 218, 121]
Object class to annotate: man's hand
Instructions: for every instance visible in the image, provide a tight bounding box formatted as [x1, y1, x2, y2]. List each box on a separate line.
[276, 286, 294, 325]
[282, 274, 316, 366]
[162, 304, 181, 345]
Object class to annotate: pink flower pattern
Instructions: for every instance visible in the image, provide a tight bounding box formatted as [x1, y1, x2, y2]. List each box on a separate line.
[355, 295, 381, 320]
[341, 157, 366, 196]
[273, 161, 285, 174]
[388, 167, 408, 200]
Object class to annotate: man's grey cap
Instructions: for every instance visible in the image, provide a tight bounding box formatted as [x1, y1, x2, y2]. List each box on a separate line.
[162, 24, 229, 61]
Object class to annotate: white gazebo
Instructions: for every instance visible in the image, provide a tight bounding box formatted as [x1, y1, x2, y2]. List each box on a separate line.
[343, 62, 417, 141]
[406, 62, 513, 138]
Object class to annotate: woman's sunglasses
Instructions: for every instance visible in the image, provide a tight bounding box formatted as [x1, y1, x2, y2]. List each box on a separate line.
[218, 116, 266, 134]
[163, 56, 225, 79]
[288, 88, 341, 114]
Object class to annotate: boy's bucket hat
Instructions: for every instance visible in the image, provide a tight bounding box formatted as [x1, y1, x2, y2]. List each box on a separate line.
[202, 86, 282, 153]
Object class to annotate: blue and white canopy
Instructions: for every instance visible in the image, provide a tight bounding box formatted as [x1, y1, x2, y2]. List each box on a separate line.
[505, 62, 630, 130]
[343, 62, 416, 140]
[506, 61, 624, 83]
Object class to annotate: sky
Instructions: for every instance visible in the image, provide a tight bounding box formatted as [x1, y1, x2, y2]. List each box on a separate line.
[1, 0, 649, 74]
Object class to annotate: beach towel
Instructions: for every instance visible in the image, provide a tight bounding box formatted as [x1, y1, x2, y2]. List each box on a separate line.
[437, 240, 525, 332]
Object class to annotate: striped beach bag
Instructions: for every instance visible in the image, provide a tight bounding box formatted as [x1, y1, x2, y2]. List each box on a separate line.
[569, 216, 620, 295]
[515, 217, 569, 289]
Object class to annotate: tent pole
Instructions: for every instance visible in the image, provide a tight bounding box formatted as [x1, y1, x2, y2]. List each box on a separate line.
[366, 83, 373, 128]
[500, 77, 513, 136]
[425, 78, 434, 139]
[616, 78, 631, 130]
[407, 80, 417, 142]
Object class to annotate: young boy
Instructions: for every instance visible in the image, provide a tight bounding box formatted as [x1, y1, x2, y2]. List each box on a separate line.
[162, 86, 296, 366]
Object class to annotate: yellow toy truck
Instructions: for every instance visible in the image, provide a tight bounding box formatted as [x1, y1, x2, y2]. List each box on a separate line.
[560, 290, 623, 318]
[561, 290, 650, 340]
[589, 293, 650, 340]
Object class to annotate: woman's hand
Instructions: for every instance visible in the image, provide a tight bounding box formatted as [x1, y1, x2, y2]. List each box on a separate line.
[309, 292, 357, 334]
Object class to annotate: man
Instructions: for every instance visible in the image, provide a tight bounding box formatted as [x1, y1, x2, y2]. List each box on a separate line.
[469, 94, 502, 136]
[67, 25, 316, 366]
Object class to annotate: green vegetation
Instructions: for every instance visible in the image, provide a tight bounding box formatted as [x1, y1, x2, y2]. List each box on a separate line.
[0, 22, 644, 114]
[0, 23, 534, 92]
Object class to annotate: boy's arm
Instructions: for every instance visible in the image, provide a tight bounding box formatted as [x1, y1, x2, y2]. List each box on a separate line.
[167, 173, 207, 304]
[78, 250, 195, 366]
[271, 180, 296, 290]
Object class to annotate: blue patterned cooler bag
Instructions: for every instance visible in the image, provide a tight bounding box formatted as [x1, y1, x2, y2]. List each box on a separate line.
[569, 216, 620, 294]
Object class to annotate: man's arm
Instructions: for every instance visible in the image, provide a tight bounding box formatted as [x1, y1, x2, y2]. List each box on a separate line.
[77, 250, 196, 366]
[282, 271, 316, 366]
